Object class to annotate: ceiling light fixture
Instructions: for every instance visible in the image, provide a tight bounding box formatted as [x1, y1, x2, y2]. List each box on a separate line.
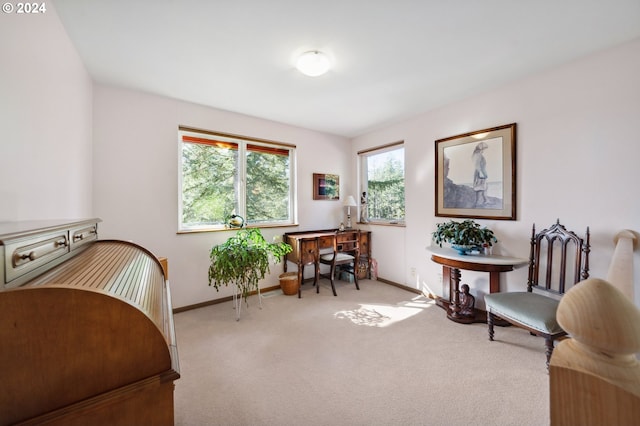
[296, 50, 330, 77]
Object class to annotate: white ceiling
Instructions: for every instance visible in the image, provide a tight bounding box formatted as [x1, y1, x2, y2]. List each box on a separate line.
[52, 0, 640, 138]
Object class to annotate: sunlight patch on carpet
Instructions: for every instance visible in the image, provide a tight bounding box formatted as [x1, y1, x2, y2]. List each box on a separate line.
[334, 296, 433, 327]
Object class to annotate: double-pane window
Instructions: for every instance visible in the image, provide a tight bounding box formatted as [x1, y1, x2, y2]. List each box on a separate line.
[179, 127, 295, 231]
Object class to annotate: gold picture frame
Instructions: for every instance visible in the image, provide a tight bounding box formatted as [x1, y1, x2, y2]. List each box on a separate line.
[435, 123, 516, 220]
[313, 173, 340, 200]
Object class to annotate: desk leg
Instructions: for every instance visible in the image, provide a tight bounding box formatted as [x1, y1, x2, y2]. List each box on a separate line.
[297, 264, 303, 298]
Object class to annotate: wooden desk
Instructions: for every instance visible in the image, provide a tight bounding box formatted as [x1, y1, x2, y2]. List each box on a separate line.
[428, 246, 528, 324]
[283, 229, 372, 297]
[284, 230, 334, 297]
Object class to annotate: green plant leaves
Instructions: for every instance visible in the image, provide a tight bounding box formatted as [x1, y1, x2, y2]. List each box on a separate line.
[208, 228, 292, 302]
[432, 219, 497, 248]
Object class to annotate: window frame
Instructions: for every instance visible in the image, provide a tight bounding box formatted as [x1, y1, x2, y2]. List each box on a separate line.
[358, 141, 406, 226]
[178, 126, 297, 233]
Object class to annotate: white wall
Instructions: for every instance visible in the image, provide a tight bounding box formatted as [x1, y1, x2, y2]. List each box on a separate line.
[351, 37, 640, 307]
[0, 4, 93, 221]
[3, 5, 638, 309]
[92, 86, 351, 308]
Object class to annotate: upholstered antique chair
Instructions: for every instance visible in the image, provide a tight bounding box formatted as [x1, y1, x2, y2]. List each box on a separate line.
[318, 230, 361, 296]
[484, 220, 590, 368]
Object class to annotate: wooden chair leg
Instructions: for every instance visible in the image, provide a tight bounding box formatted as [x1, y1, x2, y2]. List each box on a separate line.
[313, 263, 319, 288]
[329, 265, 337, 296]
[544, 337, 554, 369]
[488, 312, 495, 341]
[353, 264, 360, 290]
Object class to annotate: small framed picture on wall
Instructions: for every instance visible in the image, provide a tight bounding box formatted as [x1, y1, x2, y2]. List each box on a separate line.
[313, 173, 340, 200]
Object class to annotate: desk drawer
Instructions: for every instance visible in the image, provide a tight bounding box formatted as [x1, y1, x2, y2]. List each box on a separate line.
[0, 218, 101, 289]
[3, 230, 69, 285]
[337, 230, 359, 251]
[70, 223, 98, 251]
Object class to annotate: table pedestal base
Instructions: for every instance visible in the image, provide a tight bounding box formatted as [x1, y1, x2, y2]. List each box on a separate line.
[434, 297, 510, 325]
[429, 250, 528, 325]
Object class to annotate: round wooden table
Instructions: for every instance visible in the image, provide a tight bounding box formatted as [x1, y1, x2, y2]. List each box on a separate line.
[428, 246, 528, 324]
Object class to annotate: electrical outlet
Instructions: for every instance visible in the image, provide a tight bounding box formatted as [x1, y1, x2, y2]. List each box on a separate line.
[410, 267, 416, 277]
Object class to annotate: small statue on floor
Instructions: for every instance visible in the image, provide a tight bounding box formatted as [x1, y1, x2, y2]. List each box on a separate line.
[459, 284, 475, 317]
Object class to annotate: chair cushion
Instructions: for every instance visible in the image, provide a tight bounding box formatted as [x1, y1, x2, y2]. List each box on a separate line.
[484, 292, 563, 335]
[320, 252, 355, 262]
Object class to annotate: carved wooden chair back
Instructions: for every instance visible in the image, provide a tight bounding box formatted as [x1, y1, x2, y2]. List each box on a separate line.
[528, 220, 590, 296]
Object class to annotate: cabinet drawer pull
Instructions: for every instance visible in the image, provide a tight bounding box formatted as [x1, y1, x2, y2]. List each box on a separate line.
[19, 251, 37, 261]
[73, 227, 97, 242]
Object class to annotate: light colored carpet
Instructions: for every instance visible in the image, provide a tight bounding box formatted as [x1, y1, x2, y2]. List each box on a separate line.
[174, 279, 549, 426]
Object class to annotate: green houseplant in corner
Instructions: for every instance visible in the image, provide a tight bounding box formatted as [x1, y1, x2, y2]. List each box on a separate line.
[208, 228, 292, 320]
[432, 219, 497, 255]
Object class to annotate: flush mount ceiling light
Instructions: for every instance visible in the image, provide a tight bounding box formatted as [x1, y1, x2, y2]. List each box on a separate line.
[296, 50, 330, 77]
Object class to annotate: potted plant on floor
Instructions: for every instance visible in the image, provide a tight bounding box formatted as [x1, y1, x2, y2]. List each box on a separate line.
[208, 228, 292, 320]
[432, 219, 497, 255]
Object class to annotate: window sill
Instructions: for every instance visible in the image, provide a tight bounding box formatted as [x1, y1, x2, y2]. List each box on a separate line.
[177, 223, 300, 235]
[357, 221, 405, 227]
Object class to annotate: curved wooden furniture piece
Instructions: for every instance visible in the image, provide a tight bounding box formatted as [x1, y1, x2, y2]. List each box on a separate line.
[0, 220, 179, 426]
[550, 277, 640, 425]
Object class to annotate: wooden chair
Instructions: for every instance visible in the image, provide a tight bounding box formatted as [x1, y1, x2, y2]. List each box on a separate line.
[484, 220, 590, 368]
[318, 230, 361, 296]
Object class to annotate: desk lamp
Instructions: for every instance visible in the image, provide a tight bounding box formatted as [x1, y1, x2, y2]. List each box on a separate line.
[344, 195, 357, 228]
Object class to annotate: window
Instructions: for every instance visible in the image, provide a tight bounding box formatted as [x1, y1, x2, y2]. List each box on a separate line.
[178, 126, 296, 231]
[359, 142, 405, 224]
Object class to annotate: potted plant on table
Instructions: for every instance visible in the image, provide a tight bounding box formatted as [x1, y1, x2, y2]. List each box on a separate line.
[432, 219, 497, 255]
[208, 228, 292, 320]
